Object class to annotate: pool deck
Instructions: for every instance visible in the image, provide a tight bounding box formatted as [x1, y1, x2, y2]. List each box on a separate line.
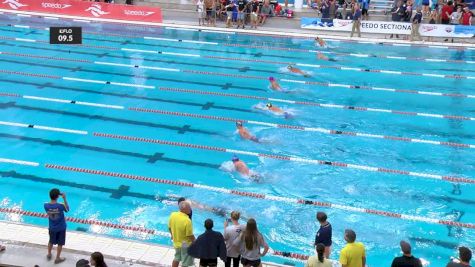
[0, 221, 294, 267]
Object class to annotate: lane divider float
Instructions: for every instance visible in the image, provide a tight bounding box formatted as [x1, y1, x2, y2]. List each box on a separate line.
[92, 132, 475, 185]
[129, 108, 475, 149]
[0, 157, 39, 166]
[44, 163, 475, 228]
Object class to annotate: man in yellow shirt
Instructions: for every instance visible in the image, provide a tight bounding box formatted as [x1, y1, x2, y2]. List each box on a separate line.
[339, 229, 366, 267]
[169, 200, 195, 267]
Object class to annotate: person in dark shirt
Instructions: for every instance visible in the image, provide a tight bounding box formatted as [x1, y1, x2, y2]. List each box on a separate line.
[314, 212, 332, 258]
[237, 0, 247, 28]
[410, 6, 422, 41]
[187, 219, 227, 267]
[44, 188, 70, 264]
[390, 1, 403, 38]
[446, 246, 472, 267]
[391, 241, 422, 267]
[249, 0, 260, 29]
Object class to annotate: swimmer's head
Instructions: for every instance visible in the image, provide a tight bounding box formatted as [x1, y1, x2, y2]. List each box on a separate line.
[266, 103, 273, 108]
[269, 76, 275, 81]
[236, 121, 243, 128]
[232, 155, 239, 162]
[287, 65, 292, 69]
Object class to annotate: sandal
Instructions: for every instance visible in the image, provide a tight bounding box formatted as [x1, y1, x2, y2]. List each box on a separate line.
[54, 257, 66, 264]
[47, 254, 52, 260]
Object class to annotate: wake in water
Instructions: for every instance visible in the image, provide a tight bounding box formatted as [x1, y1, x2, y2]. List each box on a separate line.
[253, 102, 296, 119]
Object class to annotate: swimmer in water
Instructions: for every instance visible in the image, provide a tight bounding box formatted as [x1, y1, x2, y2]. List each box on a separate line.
[231, 155, 260, 181]
[287, 64, 311, 78]
[236, 121, 259, 142]
[255, 102, 292, 118]
[317, 52, 337, 62]
[315, 37, 326, 47]
[268, 76, 282, 91]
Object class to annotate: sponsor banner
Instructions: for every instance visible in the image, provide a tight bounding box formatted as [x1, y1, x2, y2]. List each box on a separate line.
[301, 18, 475, 38]
[0, 0, 162, 23]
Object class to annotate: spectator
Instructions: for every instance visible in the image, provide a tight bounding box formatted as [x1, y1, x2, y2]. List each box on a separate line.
[197, 0, 206, 26]
[421, 0, 430, 15]
[390, 1, 403, 38]
[125, 0, 133, 4]
[169, 201, 195, 267]
[0, 244, 5, 252]
[461, 7, 473, 25]
[178, 197, 193, 220]
[249, 0, 260, 29]
[397, 1, 406, 21]
[447, 246, 472, 267]
[236, 0, 247, 28]
[429, 9, 439, 24]
[233, 218, 269, 267]
[90, 252, 108, 267]
[306, 244, 332, 267]
[404, 2, 412, 22]
[359, 0, 369, 20]
[188, 219, 227, 267]
[329, 0, 338, 19]
[260, 0, 274, 25]
[45, 188, 70, 264]
[314, 212, 332, 258]
[224, 0, 235, 27]
[410, 6, 422, 41]
[441, 1, 454, 24]
[76, 259, 90, 267]
[205, 0, 217, 26]
[350, 3, 362, 38]
[321, 0, 331, 20]
[339, 229, 366, 267]
[390, 241, 422, 267]
[224, 211, 244, 267]
[450, 6, 462, 24]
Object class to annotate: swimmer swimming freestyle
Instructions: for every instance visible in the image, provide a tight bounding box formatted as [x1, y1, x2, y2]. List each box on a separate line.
[287, 64, 311, 78]
[315, 37, 327, 47]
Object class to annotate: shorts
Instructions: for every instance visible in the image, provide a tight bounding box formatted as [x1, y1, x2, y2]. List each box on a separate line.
[251, 12, 258, 21]
[206, 8, 216, 17]
[198, 11, 206, 19]
[238, 11, 245, 20]
[174, 247, 194, 266]
[227, 11, 233, 19]
[241, 258, 261, 267]
[49, 230, 66, 246]
[362, 8, 368, 15]
[200, 258, 218, 267]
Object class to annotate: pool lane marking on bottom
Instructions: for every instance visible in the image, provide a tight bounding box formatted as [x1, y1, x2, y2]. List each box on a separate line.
[4, 91, 470, 149]
[158, 87, 475, 122]
[0, 157, 39, 166]
[92, 132, 475, 185]
[43, 163, 475, 229]
[128, 108, 475, 149]
[1, 45, 474, 99]
[0, 120, 88, 135]
[1, 62, 474, 121]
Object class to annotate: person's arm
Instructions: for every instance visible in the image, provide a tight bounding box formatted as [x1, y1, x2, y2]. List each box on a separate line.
[260, 237, 269, 257]
[362, 256, 366, 267]
[186, 219, 195, 243]
[61, 192, 70, 212]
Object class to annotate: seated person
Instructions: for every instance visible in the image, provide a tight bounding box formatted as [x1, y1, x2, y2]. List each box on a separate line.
[260, 0, 274, 24]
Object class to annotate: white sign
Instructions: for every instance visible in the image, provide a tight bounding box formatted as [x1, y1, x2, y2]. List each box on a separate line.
[301, 18, 475, 38]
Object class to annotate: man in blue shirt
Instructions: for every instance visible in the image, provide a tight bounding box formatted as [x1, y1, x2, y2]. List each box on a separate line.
[44, 188, 69, 264]
[314, 212, 332, 258]
[351, 3, 362, 37]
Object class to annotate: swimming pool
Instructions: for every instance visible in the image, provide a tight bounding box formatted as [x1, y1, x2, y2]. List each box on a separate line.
[0, 11, 474, 267]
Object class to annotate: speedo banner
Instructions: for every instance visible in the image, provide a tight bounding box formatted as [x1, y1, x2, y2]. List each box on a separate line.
[0, 0, 162, 23]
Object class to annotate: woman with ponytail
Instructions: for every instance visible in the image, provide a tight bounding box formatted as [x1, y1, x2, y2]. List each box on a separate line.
[305, 243, 332, 267]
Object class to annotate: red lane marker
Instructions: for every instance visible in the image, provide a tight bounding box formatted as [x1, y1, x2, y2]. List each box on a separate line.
[443, 115, 471, 120]
[0, 69, 60, 79]
[230, 190, 266, 199]
[129, 107, 241, 123]
[377, 168, 410, 175]
[258, 153, 291, 161]
[442, 176, 475, 184]
[159, 87, 267, 100]
[440, 142, 470, 148]
[0, 52, 92, 63]
[93, 132, 227, 152]
[365, 209, 402, 218]
[0, 92, 21, 97]
[438, 220, 475, 229]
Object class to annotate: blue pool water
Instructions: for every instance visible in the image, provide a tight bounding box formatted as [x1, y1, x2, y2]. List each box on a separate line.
[0, 12, 474, 267]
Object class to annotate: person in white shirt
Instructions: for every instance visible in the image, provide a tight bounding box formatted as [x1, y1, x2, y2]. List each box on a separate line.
[224, 211, 243, 267]
[197, 0, 206, 25]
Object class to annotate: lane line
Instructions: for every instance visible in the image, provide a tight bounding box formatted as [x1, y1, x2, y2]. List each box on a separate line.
[0, 120, 88, 135]
[92, 132, 475, 185]
[0, 158, 39, 166]
[44, 163, 475, 229]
